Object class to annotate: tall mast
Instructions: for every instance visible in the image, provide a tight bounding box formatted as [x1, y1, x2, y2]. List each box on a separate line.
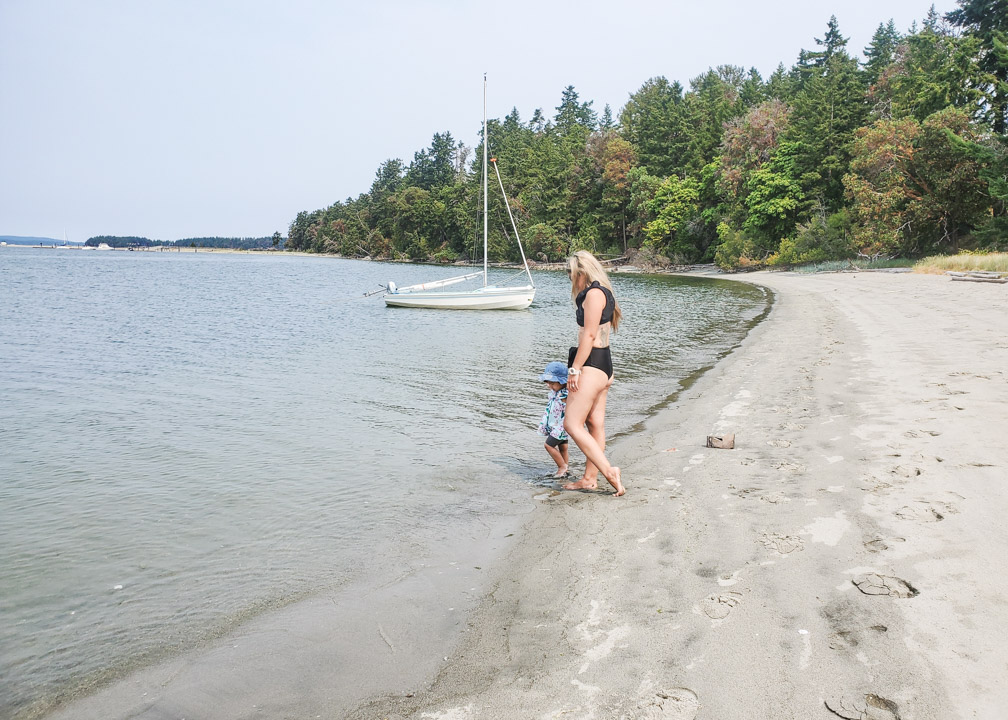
[483, 74, 488, 287]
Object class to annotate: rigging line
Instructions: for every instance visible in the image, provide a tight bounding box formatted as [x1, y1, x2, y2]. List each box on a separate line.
[495, 267, 530, 284]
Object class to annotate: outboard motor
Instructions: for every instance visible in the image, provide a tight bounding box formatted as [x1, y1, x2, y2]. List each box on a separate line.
[387, 281, 397, 293]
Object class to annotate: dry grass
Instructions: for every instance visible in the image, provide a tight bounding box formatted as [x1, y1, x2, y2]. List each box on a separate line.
[914, 252, 1008, 274]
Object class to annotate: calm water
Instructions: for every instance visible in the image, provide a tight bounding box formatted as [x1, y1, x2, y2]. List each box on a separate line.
[0, 248, 768, 717]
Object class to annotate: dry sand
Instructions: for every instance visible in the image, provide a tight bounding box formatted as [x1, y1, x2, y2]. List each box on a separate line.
[44, 271, 1007, 720]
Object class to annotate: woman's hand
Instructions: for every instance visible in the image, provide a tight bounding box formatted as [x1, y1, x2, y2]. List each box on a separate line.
[568, 367, 581, 393]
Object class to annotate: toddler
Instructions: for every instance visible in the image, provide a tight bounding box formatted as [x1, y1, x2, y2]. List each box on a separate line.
[537, 361, 570, 477]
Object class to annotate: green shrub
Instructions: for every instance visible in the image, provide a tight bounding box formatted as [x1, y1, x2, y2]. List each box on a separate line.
[714, 222, 761, 270]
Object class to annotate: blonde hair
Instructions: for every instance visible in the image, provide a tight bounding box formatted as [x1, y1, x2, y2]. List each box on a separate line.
[567, 250, 621, 331]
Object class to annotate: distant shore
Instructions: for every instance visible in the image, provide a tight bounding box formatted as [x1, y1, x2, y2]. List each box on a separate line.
[1, 242, 700, 273]
[40, 270, 1008, 720]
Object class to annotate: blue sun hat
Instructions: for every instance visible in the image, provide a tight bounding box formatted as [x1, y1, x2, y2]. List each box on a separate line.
[539, 361, 569, 384]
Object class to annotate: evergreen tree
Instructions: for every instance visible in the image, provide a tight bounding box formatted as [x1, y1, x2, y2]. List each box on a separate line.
[766, 63, 798, 101]
[872, 18, 989, 123]
[816, 15, 850, 65]
[863, 20, 902, 90]
[947, 0, 1008, 132]
[600, 104, 615, 132]
[619, 76, 687, 176]
[406, 132, 459, 190]
[682, 66, 750, 174]
[554, 86, 597, 134]
[795, 15, 849, 83]
[370, 159, 405, 197]
[740, 68, 766, 107]
[786, 20, 868, 214]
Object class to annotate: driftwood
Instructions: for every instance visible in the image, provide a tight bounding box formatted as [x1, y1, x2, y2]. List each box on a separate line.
[950, 276, 1008, 284]
[946, 270, 1005, 277]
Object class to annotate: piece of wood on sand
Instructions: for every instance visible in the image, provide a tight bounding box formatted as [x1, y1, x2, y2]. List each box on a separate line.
[707, 433, 735, 449]
[946, 270, 1008, 283]
[950, 275, 1008, 284]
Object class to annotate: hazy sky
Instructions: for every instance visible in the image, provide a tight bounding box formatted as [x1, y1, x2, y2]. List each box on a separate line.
[1, 0, 957, 242]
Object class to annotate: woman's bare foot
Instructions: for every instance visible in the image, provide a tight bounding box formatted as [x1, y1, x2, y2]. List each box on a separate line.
[606, 467, 625, 497]
[563, 475, 598, 490]
[553, 465, 569, 478]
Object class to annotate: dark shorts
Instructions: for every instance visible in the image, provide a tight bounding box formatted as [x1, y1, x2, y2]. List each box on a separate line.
[568, 345, 613, 379]
[545, 435, 568, 448]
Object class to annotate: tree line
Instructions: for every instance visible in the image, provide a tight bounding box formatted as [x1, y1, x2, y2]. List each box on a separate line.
[287, 1, 1008, 269]
[86, 235, 284, 250]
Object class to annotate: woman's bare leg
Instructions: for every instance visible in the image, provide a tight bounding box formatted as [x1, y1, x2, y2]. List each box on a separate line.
[563, 369, 624, 496]
[577, 379, 611, 487]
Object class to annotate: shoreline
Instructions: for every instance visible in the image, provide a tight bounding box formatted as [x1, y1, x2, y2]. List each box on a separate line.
[346, 270, 1007, 719]
[39, 271, 1007, 719]
[34, 270, 764, 720]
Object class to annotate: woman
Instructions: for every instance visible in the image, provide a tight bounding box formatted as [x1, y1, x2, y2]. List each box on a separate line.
[562, 251, 625, 497]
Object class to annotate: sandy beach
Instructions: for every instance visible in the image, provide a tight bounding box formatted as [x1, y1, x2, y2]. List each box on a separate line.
[346, 270, 1007, 720]
[45, 270, 1007, 720]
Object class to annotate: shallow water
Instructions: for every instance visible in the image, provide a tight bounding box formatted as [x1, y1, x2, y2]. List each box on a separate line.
[0, 248, 768, 717]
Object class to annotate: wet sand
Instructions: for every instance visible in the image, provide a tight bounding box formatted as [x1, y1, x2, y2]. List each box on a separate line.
[45, 271, 1007, 719]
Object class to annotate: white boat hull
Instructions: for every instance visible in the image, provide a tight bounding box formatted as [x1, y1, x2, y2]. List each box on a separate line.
[384, 285, 535, 310]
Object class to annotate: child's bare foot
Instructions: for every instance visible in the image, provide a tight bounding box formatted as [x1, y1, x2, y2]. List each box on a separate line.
[607, 467, 625, 497]
[553, 465, 569, 477]
[563, 476, 598, 490]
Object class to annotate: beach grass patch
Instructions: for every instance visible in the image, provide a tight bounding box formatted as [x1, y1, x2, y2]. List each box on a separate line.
[913, 251, 1008, 274]
[793, 258, 915, 274]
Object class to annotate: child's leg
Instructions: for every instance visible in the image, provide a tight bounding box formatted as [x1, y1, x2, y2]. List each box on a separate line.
[560, 442, 569, 467]
[545, 442, 568, 476]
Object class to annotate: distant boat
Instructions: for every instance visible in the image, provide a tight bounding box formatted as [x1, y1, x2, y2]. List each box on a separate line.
[384, 75, 535, 310]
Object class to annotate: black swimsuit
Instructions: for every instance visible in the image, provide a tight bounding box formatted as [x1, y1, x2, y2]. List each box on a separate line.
[568, 282, 615, 379]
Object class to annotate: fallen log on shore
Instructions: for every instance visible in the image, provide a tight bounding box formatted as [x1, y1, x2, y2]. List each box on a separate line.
[950, 275, 1008, 284]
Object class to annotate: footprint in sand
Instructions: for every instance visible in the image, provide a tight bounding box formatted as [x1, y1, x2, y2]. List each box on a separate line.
[759, 532, 804, 555]
[903, 429, 942, 438]
[888, 465, 922, 480]
[828, 624, 888, 650]
[699, 591, 743, 620]
[949, 371, 992, 380]
[859, 476, 893, 493]
[852, 573, 919, 598]
[894, 502, 946, 523]
[767, 439, 792, 448]
[928, 382, 968, 397]
[825, 693, 901, 720]
[759, 492, 790, 504]
[780, 422, 806, 431]
[863, 536, 905, 553]
[631, 688, 700, 720]
[774, 460, 807, 474]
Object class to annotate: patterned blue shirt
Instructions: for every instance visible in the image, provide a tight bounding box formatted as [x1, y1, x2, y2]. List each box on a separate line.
[537, 388, 568, 441]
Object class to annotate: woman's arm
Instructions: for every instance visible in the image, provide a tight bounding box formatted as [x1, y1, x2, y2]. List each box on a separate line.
[568, 288, 606, 392]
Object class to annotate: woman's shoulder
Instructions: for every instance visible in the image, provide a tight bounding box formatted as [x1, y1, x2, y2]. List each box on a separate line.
[584, 282, 612, 300]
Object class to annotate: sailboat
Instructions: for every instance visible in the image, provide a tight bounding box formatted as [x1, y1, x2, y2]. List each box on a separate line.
[384, 76, 535, 310]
